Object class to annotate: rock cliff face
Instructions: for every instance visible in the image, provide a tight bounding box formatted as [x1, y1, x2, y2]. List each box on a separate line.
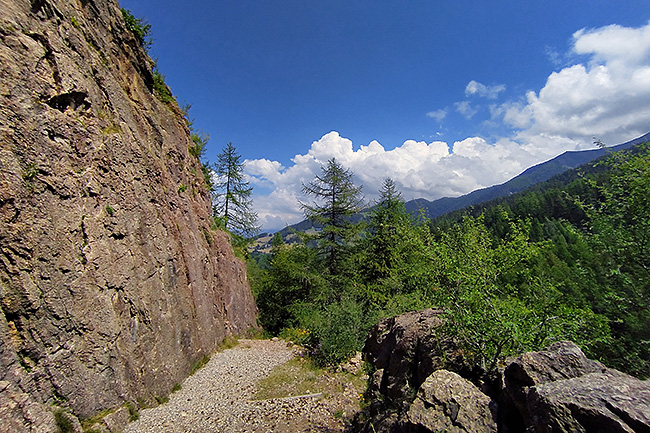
[0, 0, 257, 430]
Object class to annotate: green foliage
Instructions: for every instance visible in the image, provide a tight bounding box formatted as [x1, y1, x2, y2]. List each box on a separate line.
[255, 241, 325, 334]
[70, 16, 79, 28]
[125, 401, 140, 421]
[120, 8, 151, 50]
[101, 124, 121, 136]
[579, 145, 650, 376]
[253, 144, 649, 375]
[105, 205, 114, 216]
[178, 184, 187, 193]
[153, 69, 175, 104]
[213, 142, 260, 237]
[22, 163, 38, 181]
[189, 131, 208, 158]
[295, 297, 372, 365]
[300, 158, 364, 276]
[219, 335, 239, 351]
[428, 214, 600, 372]
[53, 409, 75, 433]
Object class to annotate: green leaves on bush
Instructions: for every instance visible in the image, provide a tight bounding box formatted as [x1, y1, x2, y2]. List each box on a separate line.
[153, 70, 174, 104]
[121, 8, 151, 50]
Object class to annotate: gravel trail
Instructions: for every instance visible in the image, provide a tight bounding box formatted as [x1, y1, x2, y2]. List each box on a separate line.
[123, 339, 296, 433]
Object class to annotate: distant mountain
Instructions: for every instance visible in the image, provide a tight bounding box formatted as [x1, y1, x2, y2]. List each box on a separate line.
[405, 132, 650, 219]
[253, 132, 650, 250]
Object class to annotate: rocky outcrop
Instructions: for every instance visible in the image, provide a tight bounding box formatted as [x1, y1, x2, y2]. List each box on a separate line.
[0, 0, 257, 430]
[406, 370, 497, 433]
[506, 341, 650, 433]
[359, 310, 650, 433]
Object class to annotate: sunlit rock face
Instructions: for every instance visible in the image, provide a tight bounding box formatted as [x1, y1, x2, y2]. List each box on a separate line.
[0, 0, 257, 429]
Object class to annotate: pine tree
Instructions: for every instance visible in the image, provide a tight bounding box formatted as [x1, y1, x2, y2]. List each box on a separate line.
[365, 178, 409, 280]
[213, 142, 259, 237]
[300, 158, 364, 275]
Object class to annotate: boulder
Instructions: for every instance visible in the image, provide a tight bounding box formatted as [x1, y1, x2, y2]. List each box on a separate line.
[504, 341, 606, 425]
[526, 370, 650, 433]
[363, 308, 456, 405]
[406, 370, 497, 433]
[359, 309, 474, 432]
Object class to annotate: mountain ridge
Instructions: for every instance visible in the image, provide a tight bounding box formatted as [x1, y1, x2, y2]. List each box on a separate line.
[256, 132, 650, 246]
[405, 132, 650, 219]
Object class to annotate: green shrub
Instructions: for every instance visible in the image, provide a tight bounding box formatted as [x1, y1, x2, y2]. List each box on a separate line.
[53, 409, 75, 433]
[105, 205, 114, 216]
[153, 70, 174, 104]
[120, 8, 151, 49]
[177, 184, 187, 193]
[219, 335, 239, 351]
[297, 298, 369, 366]
[189, 132, 208, 159]
[22, 163, 37, 181]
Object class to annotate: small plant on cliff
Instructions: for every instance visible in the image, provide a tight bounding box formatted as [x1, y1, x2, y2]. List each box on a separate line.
[153, 69, 175, 104]
[120, 8, 151, 50]
[105, 205, 115, 216]
[53, 409, 75, 433]
[22, 163, 38, 181]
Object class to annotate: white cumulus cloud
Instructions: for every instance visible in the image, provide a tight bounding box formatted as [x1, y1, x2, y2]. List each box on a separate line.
[250, 21, 650, 232]
[502, 21, 650, 155]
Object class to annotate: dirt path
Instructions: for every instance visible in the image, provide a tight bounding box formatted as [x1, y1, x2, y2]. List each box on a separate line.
[123, 339, 363, 433]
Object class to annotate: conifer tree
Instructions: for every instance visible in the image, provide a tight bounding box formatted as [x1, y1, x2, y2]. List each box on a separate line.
[365, 178, 409, 280]
[300, 158, 364, 275]
[213, 142, 259, 237]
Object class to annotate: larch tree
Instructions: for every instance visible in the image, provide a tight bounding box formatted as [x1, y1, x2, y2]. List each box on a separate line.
[300, 158, 364, 275]
[213, 142, 260, 237]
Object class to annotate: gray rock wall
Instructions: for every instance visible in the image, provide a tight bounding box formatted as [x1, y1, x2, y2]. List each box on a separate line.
[0, 0, 257, 430]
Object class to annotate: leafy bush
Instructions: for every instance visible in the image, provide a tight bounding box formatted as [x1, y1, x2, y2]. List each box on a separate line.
[190, 132, 208, 159]
[153, 70, 175, 104]
[121, 8, 151, 49]
[296, 298, 370, 366]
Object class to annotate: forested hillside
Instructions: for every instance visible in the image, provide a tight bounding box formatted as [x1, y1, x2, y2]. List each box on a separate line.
[251, 143, 650, 378]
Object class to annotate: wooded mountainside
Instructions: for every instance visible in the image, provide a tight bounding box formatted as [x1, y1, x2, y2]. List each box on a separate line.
[250, 141, 650, 379]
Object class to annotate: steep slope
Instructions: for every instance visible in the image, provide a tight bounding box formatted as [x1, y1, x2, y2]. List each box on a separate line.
[405, 132, 650, 218]
[0, 0, 257, 430]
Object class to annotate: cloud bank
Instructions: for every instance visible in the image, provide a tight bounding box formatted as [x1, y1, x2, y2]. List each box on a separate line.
[247, 21, 650, 232]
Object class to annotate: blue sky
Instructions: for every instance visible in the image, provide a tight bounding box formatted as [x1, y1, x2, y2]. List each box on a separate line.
[119, 1, 650, 231]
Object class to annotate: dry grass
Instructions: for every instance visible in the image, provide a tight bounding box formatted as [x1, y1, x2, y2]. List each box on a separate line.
[252, 356, 366, 401]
